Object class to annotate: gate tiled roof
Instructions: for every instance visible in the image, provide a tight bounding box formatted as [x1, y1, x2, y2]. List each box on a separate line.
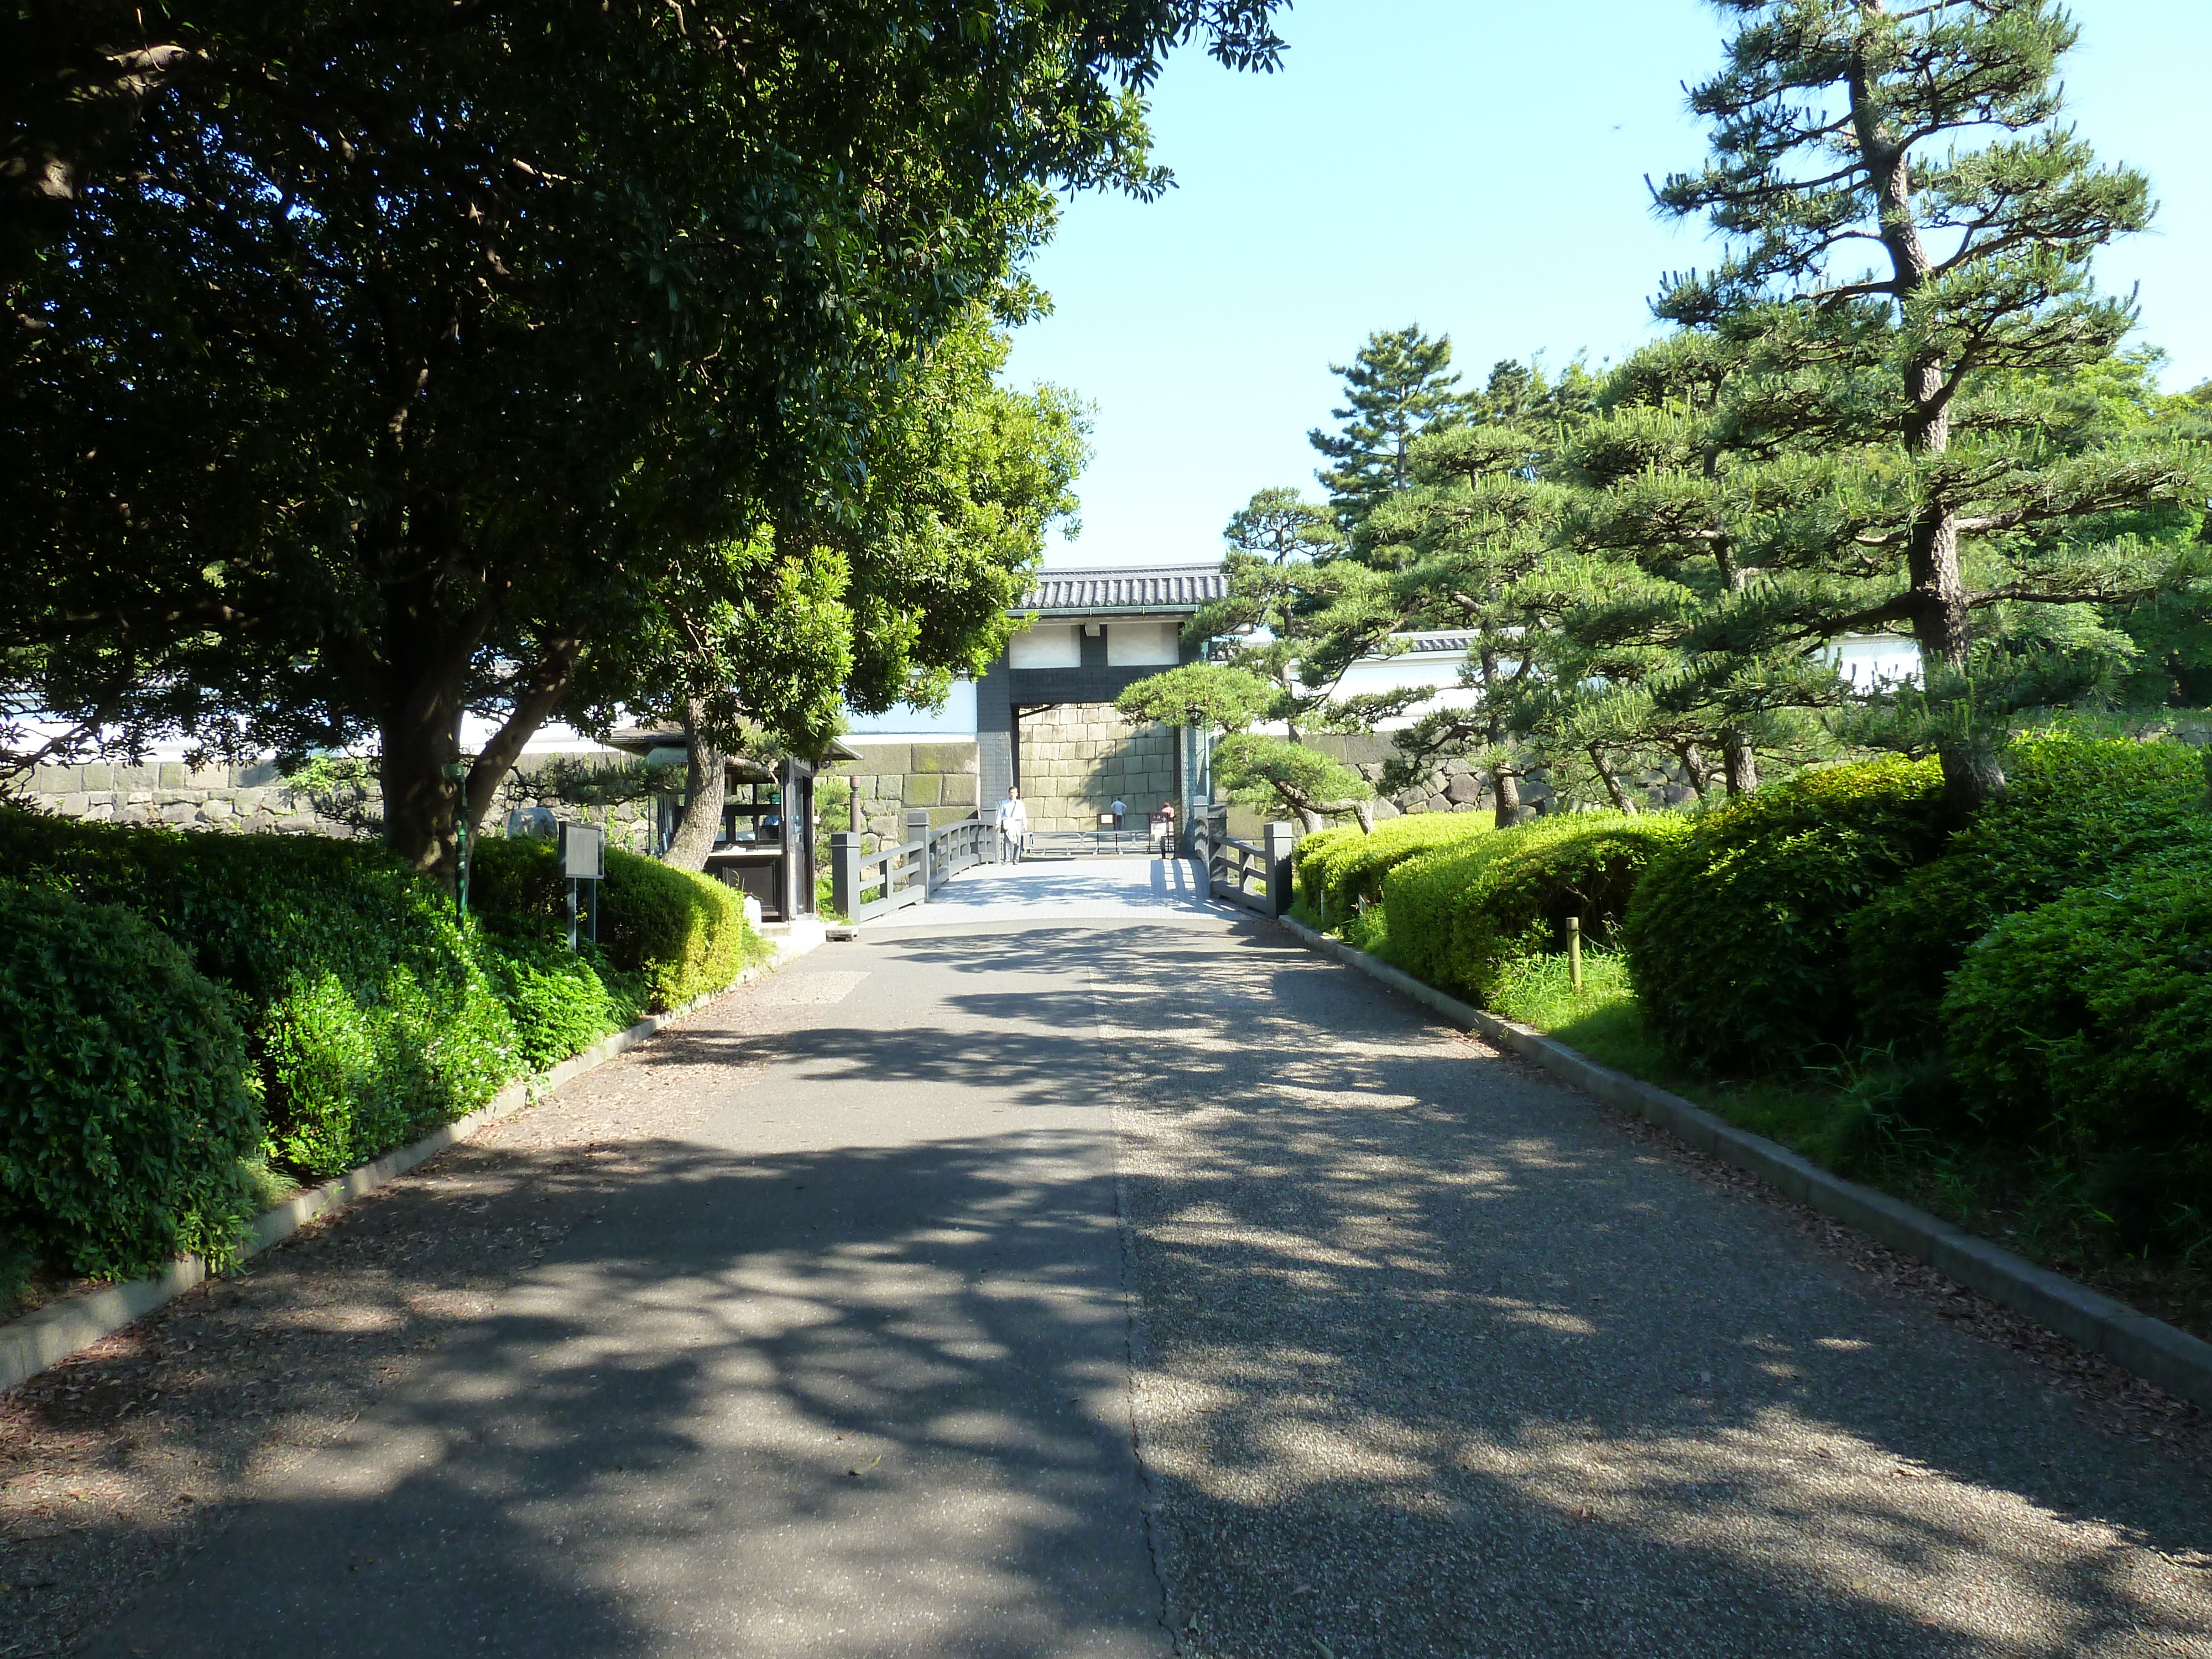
[1015, 563, 1227, 615]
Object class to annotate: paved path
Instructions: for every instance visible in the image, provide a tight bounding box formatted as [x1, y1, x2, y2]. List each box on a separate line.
[865, 855, 1213, 928]
[69, 891, 2212, 1657]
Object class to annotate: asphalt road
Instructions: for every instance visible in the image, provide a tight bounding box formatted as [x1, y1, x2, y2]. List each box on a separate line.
[71, 884, 2212, 1658]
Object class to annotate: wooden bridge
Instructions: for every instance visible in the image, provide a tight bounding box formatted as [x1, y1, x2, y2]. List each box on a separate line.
[827, 806, 1297, 926]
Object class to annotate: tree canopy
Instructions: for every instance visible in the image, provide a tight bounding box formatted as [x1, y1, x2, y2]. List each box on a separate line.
[2, 0, 1290, 881]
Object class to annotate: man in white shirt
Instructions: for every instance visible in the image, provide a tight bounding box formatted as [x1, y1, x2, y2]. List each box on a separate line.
[994, 785, 1028, 862]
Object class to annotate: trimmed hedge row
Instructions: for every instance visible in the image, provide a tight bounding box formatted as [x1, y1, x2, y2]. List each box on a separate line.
[1621, 757, 1950, 1072]
[0, 809, 519, 1178]
[1293, 811, 1491, 921]
[1945, 847, 2212, 1159]
[0, 810, 768, 1287]
[469, 837, 768, 1011]
[1846, 735, 2212, 1044]
[0, 883, 262, 1278]
[1384, 811, 1688, 1005]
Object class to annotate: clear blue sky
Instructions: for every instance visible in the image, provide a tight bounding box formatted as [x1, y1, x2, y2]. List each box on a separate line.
[1005, 0, 2212, 571]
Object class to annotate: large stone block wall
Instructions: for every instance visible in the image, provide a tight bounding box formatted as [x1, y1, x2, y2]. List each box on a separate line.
[821, 739, 980, 853]
[11, 758, 346, 835]
[1018, 703, 1175, 832]
[6, 755, 660, 852]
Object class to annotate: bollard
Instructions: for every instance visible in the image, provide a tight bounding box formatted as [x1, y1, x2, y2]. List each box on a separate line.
[1264, 821, 1296, 917]
[1567, 915, 1583, 993]
[830, 830, 860, 919]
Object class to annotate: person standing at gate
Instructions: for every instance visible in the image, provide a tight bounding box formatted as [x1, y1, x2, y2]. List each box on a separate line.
[995, 785, 1027, 862]
[1154, 798, 1175, 858]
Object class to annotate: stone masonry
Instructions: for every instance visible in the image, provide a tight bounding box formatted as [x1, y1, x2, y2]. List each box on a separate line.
[820, 740, 980, 854]
[7, 756, 661, 852]
[1017, 703, 1175, 833]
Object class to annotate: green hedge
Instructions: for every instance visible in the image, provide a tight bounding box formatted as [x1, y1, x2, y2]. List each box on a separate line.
[469, 837, 768, 1011]
[1293, 811, 1492, 922]
[1622, 758, 1949, 1073]
[1944, 848, 2212, 1157]
[0, 808, 518, 1180]
[0, 882, 262, 1277]
[477, 936, 649, 1074]
[1847, 734, 2212, 1044]
[1384, 811, 1689, 1004]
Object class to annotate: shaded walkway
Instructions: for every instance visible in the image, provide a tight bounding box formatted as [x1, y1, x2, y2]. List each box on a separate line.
[43, 916, 2212, 1658]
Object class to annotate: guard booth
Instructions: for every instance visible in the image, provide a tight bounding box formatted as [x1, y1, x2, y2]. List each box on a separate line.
[606, 730, 859, 924]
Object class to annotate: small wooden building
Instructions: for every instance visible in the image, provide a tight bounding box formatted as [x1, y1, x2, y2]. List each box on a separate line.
[605, 729, 860, 924]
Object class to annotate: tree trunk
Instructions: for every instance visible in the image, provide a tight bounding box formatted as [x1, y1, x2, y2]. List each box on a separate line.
[376, 604, 483, 889]
[1672, 741, 1712, 801]
[1721, 732, 1759, 797]
[460, 638, 584, 846]
[1853, 31, 2004, 817]
[1489, 764, 1523, 828]
[663, 698, 729, 872]
[1589, 745, 1636, 814]
[380, 687, 465, 887]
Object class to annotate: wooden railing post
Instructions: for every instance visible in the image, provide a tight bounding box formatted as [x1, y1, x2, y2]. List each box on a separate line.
[830, 831, 860, 918]
[1264, 821, 1296, 917]
[907, 808, 932, 895]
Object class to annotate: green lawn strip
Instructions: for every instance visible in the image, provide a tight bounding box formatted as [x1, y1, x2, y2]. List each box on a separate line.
[1293, 906, 2212, 1348]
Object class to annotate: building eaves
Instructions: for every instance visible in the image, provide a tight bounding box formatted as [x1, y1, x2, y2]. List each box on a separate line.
[1014, 562, 1227, 616]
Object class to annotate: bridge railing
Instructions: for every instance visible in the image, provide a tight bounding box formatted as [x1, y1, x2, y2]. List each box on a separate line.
[1197, 806, 1294, 917]
[927, 815, 995, 891]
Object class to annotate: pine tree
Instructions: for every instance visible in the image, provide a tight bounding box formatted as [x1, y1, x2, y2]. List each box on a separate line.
[1308, 326, 1468, 533]
[1117, 486, 1381, 833]
[1655, 0, 2203, 814]
[1358, 415, 1575, 826]
[1549, 332, 1838, 798]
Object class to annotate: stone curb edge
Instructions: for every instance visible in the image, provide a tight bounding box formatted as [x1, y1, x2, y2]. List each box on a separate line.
[1276, 915, 2212, 1413]
[0, 933, 822, 1395]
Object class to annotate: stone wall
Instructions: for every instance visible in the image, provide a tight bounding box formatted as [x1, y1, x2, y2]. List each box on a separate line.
[1018, 703, 1175, 832]
[6, 755, 660, 852]
[820, 740, 980, 853]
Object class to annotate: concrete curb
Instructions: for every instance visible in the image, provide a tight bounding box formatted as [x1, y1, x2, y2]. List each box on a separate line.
[1277, 915, 2212, 1413]
[0, 933, 821, 1395]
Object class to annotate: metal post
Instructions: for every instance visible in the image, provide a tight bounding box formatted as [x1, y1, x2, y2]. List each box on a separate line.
[1264, 821, 1296, 917]
[830, 831, 860, 918]
[567, 877, 580, 953]
[1568, 915, 1583, 993]
[906, 808, 931, 896]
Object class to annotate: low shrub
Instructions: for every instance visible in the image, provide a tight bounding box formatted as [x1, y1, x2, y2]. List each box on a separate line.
[0, 882, 262, 1277]
[1943, 849, 2212, 1161]
[1293, 811, 1491, 924]
[1385, 811, 1688, 1004]
[1848, 734, 2212, 1044]
[470, 837, 768, 1010]
[0, 808, 519, 1180]
[478, 936, 649, 1073]
[1622, 757, 1949, 1073]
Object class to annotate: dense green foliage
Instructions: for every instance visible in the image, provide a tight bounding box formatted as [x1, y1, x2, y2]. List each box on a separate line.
[1623, 760, 1949, 1072]
[0, 883, 261, 1277]
[1942, 851, 2212, 1246]
[1385, 811, 1687, 1004]
[1293, 812, 1489, 919]
[1647, 0, 2199, 815]
[4, 2, 1284, 882]
[0, 808, 518, 1177]
[478, 938, 650, 1076]
[469, 838, 769, 1011]
[1849, 736, 2212, 1042]
[0, 813, 776, 1283]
